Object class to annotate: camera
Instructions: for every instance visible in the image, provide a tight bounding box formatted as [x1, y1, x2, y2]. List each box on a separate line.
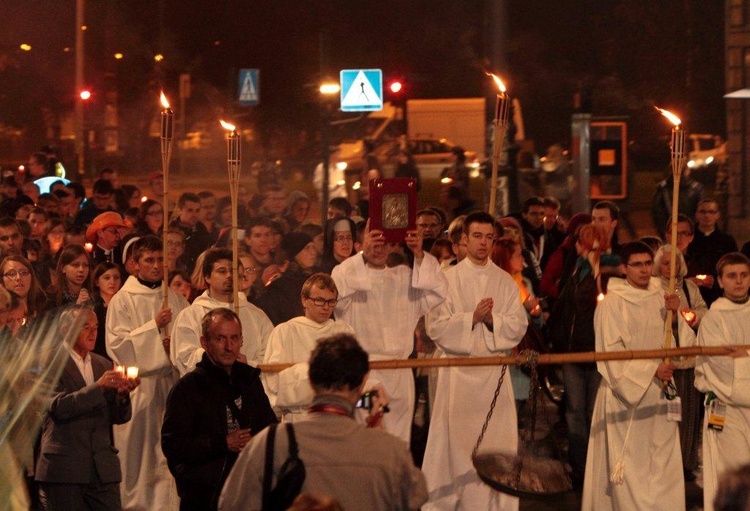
[355, 390, 377, 410]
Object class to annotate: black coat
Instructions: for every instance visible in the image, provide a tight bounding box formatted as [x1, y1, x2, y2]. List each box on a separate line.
[162, 354, 277, 510]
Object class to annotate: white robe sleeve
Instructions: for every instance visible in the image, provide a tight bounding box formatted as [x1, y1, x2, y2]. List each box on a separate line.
[695, 311, 735, 401]
[410, 253, 448, 316]
[594, 295, 659, 408]
[253, 311, 274, 365]
[106, 296, 169, 372]
[487, 280, 528, 352]
[262, 325, 313, 410]
[332, 253, 371, 308]
[171, 308, 204, 376]
[425, 288, 475, 356]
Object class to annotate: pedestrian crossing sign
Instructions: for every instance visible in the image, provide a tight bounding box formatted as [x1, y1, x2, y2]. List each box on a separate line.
[238, 69, 259, 106]
[340, 69, 383, 112]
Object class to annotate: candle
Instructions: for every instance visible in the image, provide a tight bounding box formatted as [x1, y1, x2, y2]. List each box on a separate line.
[681, 310, 696, 325]
[696, 274, 707, 281]
[115, 365, 125, 377]
[160, 92, 174, 141]
[126, 366, 139, 379]
[140, 195, 148, 203]
[597, 293, 605, 302]
[487, 72, 510, 216]
[489, 73, 510, 127]
[84, 242, 93, 253]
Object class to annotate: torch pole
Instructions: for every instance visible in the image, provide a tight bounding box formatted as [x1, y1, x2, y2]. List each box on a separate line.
[488, 82, 510, 217]
[160, 100, 174, 311]
[226, 129, 241, 315]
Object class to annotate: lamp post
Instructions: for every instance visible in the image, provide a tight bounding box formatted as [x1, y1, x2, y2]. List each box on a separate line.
[319, 81, 340, 225]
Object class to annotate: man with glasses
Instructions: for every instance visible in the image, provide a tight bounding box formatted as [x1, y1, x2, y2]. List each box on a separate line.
[423, 211, 527, 510]
[582, 241, 694, 511]
[262, 273, 354, 422]
[86, 211, 132, 269]
[0, 218, 23, 257]
[416, 209, 443, 241]
[687, 198, 738, 306]
[172, 248, 273, 376]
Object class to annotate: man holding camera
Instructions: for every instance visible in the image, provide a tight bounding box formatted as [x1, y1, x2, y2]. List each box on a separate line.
[220, 333, 427, 511]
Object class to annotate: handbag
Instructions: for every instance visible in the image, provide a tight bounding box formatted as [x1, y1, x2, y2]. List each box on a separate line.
[262, 423, 306, 511]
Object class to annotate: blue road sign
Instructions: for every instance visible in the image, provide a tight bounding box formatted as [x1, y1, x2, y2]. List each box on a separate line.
[340, 69, 383, 112]
[238, 69, 259, 106]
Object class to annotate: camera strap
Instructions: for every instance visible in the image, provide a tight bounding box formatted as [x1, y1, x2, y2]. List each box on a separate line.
[307, 404, 351, 418]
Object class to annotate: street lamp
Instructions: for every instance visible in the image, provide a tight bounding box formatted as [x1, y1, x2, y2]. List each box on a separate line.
[319, 81, 340, 224]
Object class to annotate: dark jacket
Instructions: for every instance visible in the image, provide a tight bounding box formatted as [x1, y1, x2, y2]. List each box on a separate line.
[170, 220, 214, 274]
[255, 264, 316, 326]
[162, 354, 277, 510]
[36, 353, 131, 484]
[687, 228, 738, 305]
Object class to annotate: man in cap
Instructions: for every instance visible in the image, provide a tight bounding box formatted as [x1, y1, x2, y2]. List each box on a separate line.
[86, 211, 132, 268]
[171, 248, 274, 375]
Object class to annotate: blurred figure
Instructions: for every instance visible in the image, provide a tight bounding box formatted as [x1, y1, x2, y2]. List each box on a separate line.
[541, 144, 573, 216]
[169, 270, 193, 303]
[92, 262, 122, 360]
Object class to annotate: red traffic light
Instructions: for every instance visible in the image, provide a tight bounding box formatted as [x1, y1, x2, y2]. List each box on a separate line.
[79, 90, 92, 100]
[389, 81, 403, 94]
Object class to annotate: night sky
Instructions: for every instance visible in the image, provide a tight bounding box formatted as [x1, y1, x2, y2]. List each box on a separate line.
[1, 0, 725, 167]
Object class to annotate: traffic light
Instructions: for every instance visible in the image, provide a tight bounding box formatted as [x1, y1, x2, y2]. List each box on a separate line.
[389, 81, 403, 94]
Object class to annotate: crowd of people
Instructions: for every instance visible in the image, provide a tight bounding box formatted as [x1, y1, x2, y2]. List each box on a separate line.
[3, 148, 750, 511]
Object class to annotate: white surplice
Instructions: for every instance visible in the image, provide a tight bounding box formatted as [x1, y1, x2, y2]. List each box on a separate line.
[423, 258, 527, 511]
[332, 252, 447, 444]
[582, 277, 691, 511]
[695, 297, 750, 511]
[106, 276, 189, 511]
[171, 290, 273, 375]
[262, 316, 355, 422]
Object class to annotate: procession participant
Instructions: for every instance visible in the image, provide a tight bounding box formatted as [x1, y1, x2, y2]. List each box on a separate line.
[162, 308, 276, 511]
[106, 235, 189, 510]
[0, 217, 24, 257]
[172, 248, 272, 375]
[170, 192, 213, 274]
[85, 211, 132, 268]
[1, 255, 48, 319]
[220, 333, 426, 511]
[582, 241, 693, 511]
[695, 252, 750, 511]
[36, 306, 139, 511]
[423, 211, 527, 510]
[319, 216, 356, 275]
[262, 273, 354, 422]
[197, 191, 220, 245]
[255, 232, 320, 326]
[332, 219, 447, 444]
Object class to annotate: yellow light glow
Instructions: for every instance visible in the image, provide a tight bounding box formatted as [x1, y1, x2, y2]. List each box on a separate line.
[352, 181, 361, 190]
[597, 293, 605, 302]
[81, 25, 87, 31]
[655, 106, 682, 127]
[141, 196, 148, 203]
[219, 120, 236, 131]
[160, 91, 171, 109]
[441, 177, 454, 185]
[487, 72, 507, 93]
[154, 54, 164, 62]
[320, 83, 341, 95]
[114, 53, 123, 59]
[19, 44, 31, 51]
[335, 162, 347, 171]
[336, 180, 346, 186]
[63, 47, 71, 53]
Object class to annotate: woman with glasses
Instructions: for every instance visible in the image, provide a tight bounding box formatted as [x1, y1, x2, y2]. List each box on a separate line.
[52, 245, 93, 307]
[134, 199, 164, 237]
[320, 216, 357, 275]
[0, 255, 48, 319]
[92, 262, 122, 360]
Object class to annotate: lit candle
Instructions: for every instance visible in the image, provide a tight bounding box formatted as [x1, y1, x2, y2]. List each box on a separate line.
[597, 293, 605, 302]
[140, 195, 148, 203]
[681, 310, 696, 325]
[160, 92, 174, 141]
[696, 274, 707, 281]
[84, 242, 93, 253]
[489, 73, 510, 127]
[126, 366, 139, 379]
[115, 365, 125, 377]
[487, 72, 510, 216]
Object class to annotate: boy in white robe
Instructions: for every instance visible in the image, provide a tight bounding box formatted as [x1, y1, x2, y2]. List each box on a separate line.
[263, 273, 354, 422]
[695, 252, 750, 511]
[171, 248, 273, 374]
[582, 241, 692, 511]
[106, 235, 189, 510]
[424, 212, 528, 511]
[332, 220, 447, 444]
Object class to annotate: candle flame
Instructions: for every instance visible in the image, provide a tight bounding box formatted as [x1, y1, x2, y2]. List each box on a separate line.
[655, 107, 681, 126]
[219, 119, 236, 131]
[597, 293, 605, 302]
[487, 73, 507, 93]
[160, 91, 170, 109]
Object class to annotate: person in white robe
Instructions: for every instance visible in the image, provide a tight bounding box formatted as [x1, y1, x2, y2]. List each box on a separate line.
[262, 273, 354, 422]
[106, 236, 189, 511]
[694, 252, 750, 511]
[172, 248, 272, 375]
[423, 211, 527, 511]
[582, 241, 693, 511]
[332, 220, 447, 444]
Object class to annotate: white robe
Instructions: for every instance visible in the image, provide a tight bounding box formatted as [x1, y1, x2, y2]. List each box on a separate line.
[262, 316, 355, 422]
[106, 276, 189, 511]
[423, 258, 527, 511]
[582, 277, 692, 511]
[694, 297, 750, 511]
[171, 290, 273, 375]
[332, 252, 448, 444]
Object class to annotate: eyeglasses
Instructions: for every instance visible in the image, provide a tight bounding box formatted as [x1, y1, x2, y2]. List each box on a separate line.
[333, 235, 352, 243]
[166, 241, 184, 248]
[626, 261, 654, 268]
[3, 269, 31, 279]
[307, 297, 338, 307]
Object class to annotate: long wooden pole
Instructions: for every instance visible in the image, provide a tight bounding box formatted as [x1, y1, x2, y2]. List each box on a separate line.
[225, 127, 241, 315]
[160, 95, 174, 313]
[258, 344, 749, 373]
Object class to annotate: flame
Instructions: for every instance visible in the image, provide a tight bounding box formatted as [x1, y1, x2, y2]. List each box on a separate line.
[160, 91, 170, 109]
[655, 107, 681, 126]
[597, 293, 605, 302]
[487, 73, 507, 93]
[219, 119, 236, 131]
